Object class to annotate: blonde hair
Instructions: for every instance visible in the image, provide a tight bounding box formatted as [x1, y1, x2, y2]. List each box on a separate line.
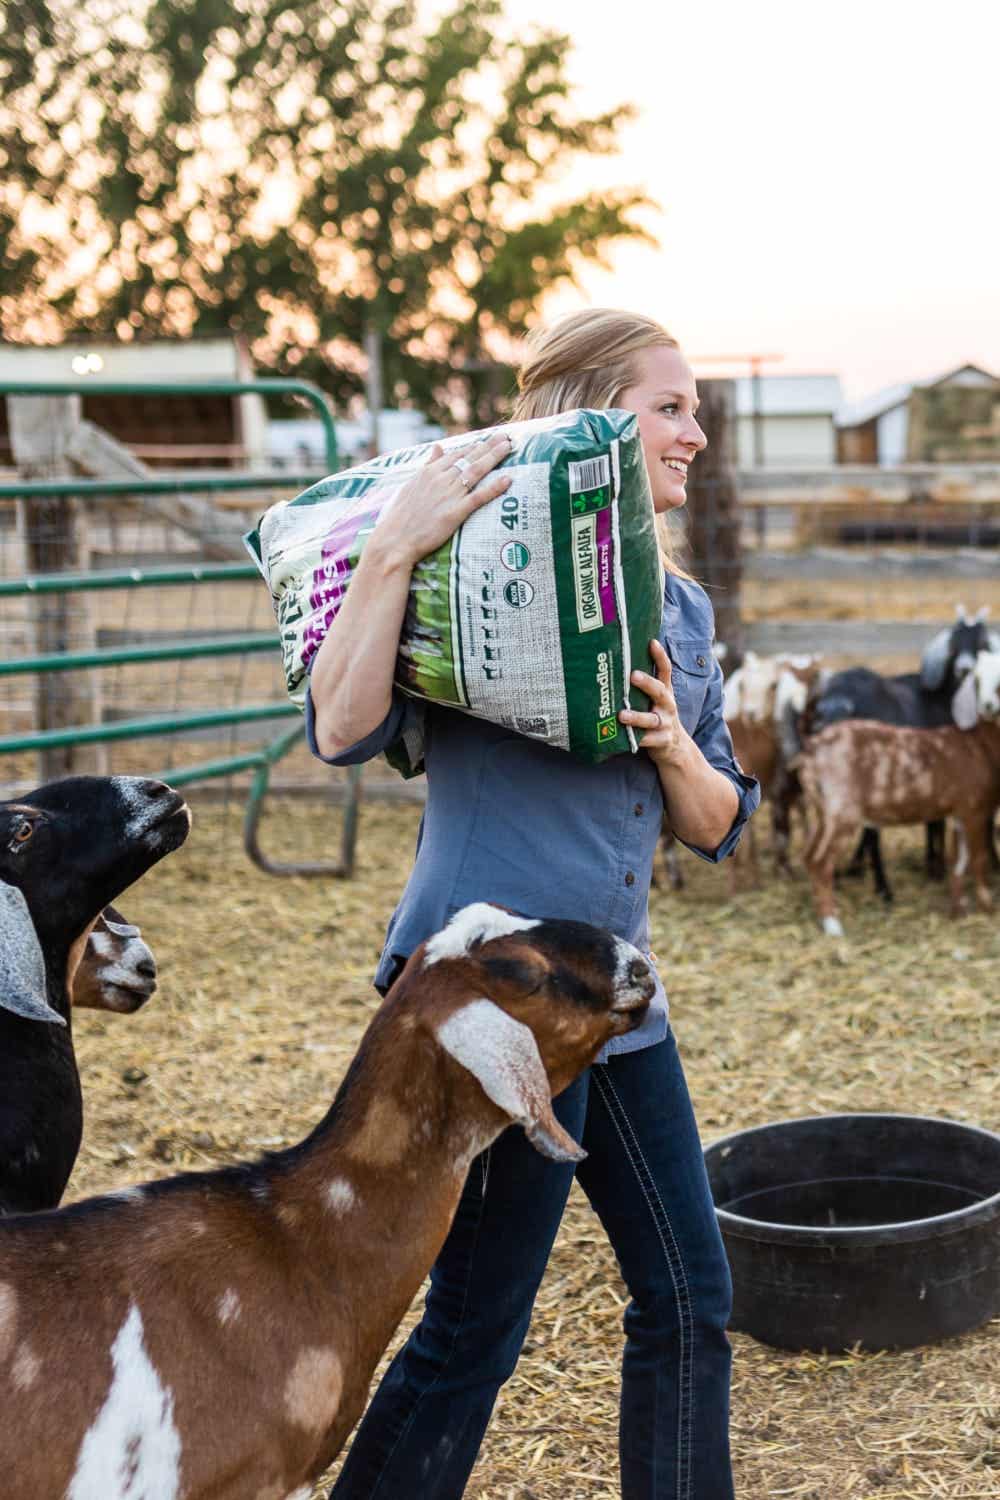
[512, 308, 690, 576]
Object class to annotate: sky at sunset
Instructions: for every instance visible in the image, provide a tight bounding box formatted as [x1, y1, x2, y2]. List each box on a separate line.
[501, 0, 1000, 402]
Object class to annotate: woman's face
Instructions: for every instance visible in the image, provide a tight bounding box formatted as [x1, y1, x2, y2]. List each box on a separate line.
[617, 345, 707, 513]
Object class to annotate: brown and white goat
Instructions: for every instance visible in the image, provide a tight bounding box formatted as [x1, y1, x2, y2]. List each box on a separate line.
[722, 651, 825, 883]
[797, 651, 1000, 936]
[73, 906, 157, 1013]
[0, 902, 654, 1500]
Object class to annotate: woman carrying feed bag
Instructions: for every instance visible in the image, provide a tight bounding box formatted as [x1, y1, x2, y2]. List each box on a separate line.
[307, 308, 760, 1500]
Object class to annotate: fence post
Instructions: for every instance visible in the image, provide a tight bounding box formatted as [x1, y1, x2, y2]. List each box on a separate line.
[8, 395, 105, 779]
[685, 379, 744, 660]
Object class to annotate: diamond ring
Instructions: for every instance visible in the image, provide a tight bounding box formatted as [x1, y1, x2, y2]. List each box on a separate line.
[450, 456, 474, 490]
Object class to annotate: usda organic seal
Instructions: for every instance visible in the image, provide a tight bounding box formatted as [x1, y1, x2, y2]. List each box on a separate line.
[500, 541, 531, 571]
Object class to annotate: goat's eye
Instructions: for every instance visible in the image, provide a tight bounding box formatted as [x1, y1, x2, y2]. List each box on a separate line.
[11, 819, 33, 845]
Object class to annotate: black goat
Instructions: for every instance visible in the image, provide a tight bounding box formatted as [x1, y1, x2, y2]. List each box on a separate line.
[807, 607, 1000, 901]
[0, 776, 189, 1214]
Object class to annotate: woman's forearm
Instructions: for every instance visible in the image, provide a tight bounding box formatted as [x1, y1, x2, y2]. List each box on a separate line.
[308, 431, 516, 759]
[655, 734, 739, 849]
[308, 530, 414, 758]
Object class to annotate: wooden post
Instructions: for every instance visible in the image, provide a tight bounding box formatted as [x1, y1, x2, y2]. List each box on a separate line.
[9, 395, 106, 780]
[363, 322, 384, 456]
[684, 379, 744, 660]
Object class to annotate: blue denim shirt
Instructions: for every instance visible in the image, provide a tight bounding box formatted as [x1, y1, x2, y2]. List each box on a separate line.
[307, 573, 759, 1057]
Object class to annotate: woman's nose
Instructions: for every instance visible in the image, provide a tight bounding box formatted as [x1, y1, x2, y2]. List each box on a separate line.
[686, 416, 708, 452]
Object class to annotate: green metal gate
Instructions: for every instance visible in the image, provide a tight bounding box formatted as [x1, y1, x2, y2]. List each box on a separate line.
[0, 378, 361, 875]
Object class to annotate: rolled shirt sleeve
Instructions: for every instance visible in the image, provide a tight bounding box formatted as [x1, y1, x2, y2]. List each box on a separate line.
[681, 658, 761, 863]
[305, 683, 426, 773]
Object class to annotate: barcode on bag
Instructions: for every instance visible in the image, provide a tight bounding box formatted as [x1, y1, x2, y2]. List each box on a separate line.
[568, 455, 611, 493]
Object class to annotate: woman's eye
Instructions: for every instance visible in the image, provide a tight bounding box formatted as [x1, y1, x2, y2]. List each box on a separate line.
[660, 403, 680, 416]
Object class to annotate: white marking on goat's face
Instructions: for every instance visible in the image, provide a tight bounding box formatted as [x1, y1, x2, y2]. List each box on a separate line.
[612, 937, 653, 1013]
[217, 1289, 241, 1326]
[436, 999, 549, 1130]
[67, 1302, 181, 1500]
[973, 651, 1000, 720]
[0, 1282, 18, 1361]
[423, 904, 539, 967]
[326, 1178, 356, 1215]
[284, 1347, 343, 1433]
[88, 927, 156, 1002]
[731, 657, 783, 724]
[12, 1343, 40, 1390]
[110, 776, 188, 845]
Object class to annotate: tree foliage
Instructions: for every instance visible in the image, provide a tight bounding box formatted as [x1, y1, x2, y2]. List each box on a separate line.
[0, 0, 655, 418]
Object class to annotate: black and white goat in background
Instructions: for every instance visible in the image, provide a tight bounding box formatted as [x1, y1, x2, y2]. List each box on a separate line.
[0, 776, 190, 1214]
[805, 606, 1000, 901]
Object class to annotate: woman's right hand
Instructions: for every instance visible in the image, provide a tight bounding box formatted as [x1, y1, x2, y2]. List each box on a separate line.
[376, 431, 515, 570]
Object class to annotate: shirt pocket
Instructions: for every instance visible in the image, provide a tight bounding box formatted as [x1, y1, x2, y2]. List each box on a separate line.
[663, 639, 713, 734]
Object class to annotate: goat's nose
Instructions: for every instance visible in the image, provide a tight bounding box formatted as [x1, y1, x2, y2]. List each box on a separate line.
[629, 957, 651, 985]
[136, 957, 157, 980]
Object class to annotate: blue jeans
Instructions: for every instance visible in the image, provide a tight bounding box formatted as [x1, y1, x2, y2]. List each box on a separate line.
[331, 1030, 733, 1499]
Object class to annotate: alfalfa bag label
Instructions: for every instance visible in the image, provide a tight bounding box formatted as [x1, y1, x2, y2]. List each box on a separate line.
[245, 408, 663, 770]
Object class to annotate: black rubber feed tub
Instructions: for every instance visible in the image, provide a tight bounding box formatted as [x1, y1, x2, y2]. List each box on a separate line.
[704, 1113, 1000, 1352]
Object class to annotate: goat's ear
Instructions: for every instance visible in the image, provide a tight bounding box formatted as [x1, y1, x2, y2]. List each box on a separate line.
[951, 672, 979, 731]
[920, 627, 952, 691]
[0, 883, 66, 1026]
[435, 998, 585, 1163]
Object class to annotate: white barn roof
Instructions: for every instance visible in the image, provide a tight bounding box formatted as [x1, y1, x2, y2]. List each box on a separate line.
[732, 374, 842, 417]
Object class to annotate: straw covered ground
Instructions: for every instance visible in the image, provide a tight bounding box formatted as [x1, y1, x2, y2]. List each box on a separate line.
[68, 792, 999, 1500]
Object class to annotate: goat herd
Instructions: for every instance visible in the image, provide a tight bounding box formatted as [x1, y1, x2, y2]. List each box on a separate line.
[0, 605, 998, 1495]
[706, 605, 1000, 937]
[0, 774, 654, 1499]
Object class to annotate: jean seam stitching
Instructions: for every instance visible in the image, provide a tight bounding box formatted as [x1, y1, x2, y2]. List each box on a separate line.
[365, 1146, 492, 1499]
[592, 1066, 694, 1500]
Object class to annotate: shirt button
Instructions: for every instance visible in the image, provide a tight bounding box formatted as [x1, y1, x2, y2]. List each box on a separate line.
[624, 871, 636, 887]
[634, 802, 644, 817]
[696, 654, 707, 667]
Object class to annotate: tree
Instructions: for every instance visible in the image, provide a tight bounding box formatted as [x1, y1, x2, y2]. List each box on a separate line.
[0, 0, 655, 421]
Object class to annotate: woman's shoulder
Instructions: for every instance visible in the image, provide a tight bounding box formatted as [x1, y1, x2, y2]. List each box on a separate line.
[663, 570, 716, 640]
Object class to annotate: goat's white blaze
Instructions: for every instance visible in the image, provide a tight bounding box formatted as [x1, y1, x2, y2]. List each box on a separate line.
[88, 927, 154, 993]
[217, 1289, 241, 1326]
[423, 904, 539, 966]
[436, 999, 549, 1128]
[612, 937, 650, 1009]
[68, 1303, 181, 1500]
[326, 1177, 356, 1214]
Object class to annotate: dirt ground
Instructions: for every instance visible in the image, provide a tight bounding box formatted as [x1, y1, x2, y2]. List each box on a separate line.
[65, 791, 1000, 1500]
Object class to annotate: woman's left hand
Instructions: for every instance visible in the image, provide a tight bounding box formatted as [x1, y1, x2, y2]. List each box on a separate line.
[619, 639, 690, 767]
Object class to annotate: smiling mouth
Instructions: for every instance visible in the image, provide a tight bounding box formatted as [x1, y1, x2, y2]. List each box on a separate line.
[664, 459, 689, 477]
